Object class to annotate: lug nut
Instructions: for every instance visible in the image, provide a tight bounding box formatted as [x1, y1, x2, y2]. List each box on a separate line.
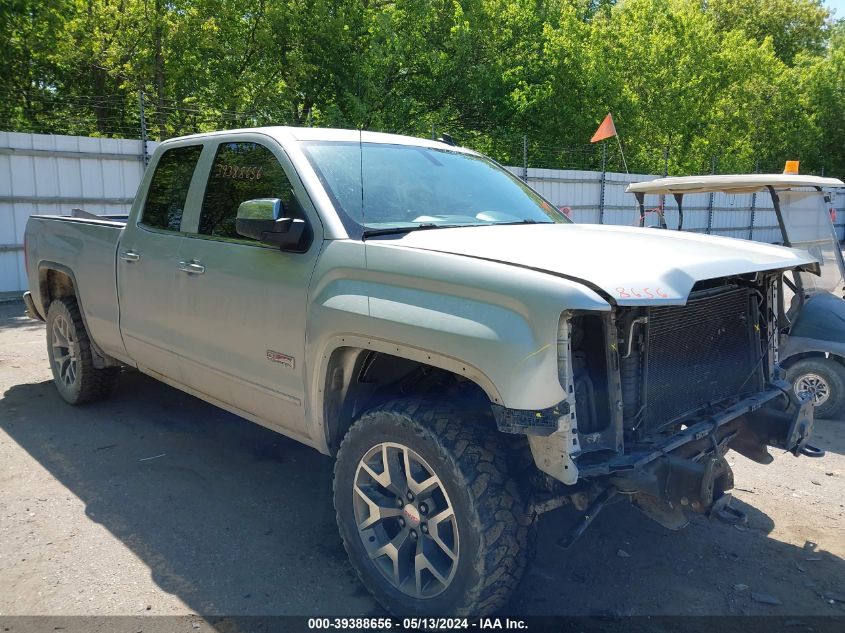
[398, 518, 405, 528]
[419, 503, 428, 514]
[421, 524, 428, 534]
[409, 529, 418, 540]
[406, 491, 415, 501]
[396, 498, 404, 508]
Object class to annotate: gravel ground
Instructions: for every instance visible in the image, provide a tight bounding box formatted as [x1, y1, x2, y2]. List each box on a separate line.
[1, 299, 844, 618]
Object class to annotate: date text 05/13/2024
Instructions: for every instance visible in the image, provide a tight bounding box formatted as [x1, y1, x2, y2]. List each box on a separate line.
[307, 618, 528, 630]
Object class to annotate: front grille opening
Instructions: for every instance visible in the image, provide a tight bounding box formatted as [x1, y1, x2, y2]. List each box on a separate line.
[571, 315, 611, 435]
[642, 285, 763, 432]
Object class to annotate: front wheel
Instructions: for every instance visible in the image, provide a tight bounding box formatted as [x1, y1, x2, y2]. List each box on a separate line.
[788, 357, 845, 420]
[333, 399, 534, 616]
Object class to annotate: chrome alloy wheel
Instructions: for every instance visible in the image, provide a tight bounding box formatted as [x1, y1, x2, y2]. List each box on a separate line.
[795, 372, 831, 407]
[353, 442, 459, 599]
[51, 314, 78, 387]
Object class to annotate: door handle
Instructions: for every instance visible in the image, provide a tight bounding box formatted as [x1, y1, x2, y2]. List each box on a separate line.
[120, 250, 140, 262]
[178, 260, 205, 275]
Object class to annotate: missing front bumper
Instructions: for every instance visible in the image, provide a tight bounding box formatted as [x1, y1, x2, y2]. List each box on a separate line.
[575, 382, 812, 479]
[548, 384, 816, 539]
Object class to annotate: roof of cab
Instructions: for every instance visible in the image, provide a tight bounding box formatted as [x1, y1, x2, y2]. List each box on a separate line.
[164, 125, 474, 153]
[626, 174, 845, 195]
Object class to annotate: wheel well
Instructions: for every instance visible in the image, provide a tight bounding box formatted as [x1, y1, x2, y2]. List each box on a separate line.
[36, 267, 119, 369]
[323, 347, 493, 455]
[39, 268, 76, 306]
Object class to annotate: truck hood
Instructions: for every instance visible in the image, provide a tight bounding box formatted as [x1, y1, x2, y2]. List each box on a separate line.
[376, 223, 819, 305]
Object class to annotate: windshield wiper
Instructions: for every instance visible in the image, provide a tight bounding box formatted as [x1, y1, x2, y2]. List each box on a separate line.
[362, 223, 452, 239]
[489, 219, 552, 226]
[362, 219, 552, 239]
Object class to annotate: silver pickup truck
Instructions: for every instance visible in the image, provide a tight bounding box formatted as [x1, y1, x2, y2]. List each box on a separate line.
[23, 127, 822, 616]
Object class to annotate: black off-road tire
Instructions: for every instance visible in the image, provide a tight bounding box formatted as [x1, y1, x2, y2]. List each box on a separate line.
[334, 399, 536, 616]
[46, 298, 120, 405]
[787, 357, 845, 420]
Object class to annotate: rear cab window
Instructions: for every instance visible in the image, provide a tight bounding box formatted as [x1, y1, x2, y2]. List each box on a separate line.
[139, 145, 203, 231]
[196, 141, 305, 242]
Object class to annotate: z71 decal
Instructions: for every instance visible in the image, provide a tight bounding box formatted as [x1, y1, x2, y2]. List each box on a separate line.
[616, 287, 669, 299]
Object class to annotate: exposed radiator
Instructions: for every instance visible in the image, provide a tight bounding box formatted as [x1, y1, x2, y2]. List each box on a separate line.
[642, 286, 762, 432]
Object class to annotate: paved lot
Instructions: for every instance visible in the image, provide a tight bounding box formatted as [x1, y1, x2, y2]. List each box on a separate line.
[1, 300, 844, 617]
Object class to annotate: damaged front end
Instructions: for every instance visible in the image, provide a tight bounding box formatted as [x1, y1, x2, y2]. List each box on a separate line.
[498, 272, 820, 541]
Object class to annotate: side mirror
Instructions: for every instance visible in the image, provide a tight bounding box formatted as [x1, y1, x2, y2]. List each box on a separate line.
[235, 198, 310, 252]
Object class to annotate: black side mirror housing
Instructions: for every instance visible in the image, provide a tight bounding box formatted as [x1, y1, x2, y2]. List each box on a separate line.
[235, 198, 311, 252]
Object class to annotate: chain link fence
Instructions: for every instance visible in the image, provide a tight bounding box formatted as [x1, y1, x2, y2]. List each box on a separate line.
[2, 91, 842, 296]
[3, 89, 838, 179]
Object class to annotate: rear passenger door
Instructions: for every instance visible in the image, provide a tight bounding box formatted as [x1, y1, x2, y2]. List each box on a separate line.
[118, 143, 203, 380]
[170, 136, 322, 440]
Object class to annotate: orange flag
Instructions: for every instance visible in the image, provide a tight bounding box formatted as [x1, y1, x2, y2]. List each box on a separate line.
[590, 113, 617, 143]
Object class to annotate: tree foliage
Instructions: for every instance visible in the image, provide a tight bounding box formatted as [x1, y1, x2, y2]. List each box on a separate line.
[1, 0, 842, 176]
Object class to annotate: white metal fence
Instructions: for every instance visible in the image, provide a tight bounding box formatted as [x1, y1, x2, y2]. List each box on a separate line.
[1, 132, 842, 295]
[507, 166, 845, 245]
[0, 132, 158, 295]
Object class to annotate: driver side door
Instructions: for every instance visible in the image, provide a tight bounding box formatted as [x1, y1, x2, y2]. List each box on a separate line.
[169, 136, 323, 441]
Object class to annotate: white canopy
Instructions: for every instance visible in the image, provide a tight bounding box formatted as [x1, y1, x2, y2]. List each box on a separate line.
[626, 174, 845, 195]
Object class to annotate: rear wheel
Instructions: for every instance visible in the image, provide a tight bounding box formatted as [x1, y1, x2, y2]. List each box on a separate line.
[46, 298, 119, 404]
[333, 399, 535, 616]
[788, 357, 845, 420]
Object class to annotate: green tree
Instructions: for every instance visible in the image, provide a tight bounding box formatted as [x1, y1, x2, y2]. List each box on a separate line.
[706, 0, 830, 64]
[0, 0, 841, 178]
[791, 21, 845, 175]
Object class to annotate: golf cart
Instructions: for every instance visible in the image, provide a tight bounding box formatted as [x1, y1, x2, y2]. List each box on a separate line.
[627, 173, 845, 419]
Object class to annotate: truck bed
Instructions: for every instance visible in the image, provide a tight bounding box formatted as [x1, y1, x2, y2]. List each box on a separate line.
[25, 215, 127, 361]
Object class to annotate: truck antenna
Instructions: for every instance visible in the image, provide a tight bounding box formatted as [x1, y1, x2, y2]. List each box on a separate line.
[359, 127, 365, 227]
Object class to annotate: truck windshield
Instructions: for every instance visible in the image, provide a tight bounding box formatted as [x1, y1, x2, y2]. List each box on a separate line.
[301, 141, 568, 236]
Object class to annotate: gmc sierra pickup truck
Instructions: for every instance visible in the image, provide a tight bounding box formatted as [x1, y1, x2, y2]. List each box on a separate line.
[23, 127, 822, 616]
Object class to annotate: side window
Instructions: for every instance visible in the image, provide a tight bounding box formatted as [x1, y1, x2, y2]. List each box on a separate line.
[140, 145, 203, 231]
[198, 141, 303, 241]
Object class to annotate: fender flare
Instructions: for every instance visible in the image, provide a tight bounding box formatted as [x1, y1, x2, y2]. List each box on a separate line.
[310, 334, 504, 454]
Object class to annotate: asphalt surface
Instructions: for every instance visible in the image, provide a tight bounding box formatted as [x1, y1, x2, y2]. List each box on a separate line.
[1, 300, 844, 618]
